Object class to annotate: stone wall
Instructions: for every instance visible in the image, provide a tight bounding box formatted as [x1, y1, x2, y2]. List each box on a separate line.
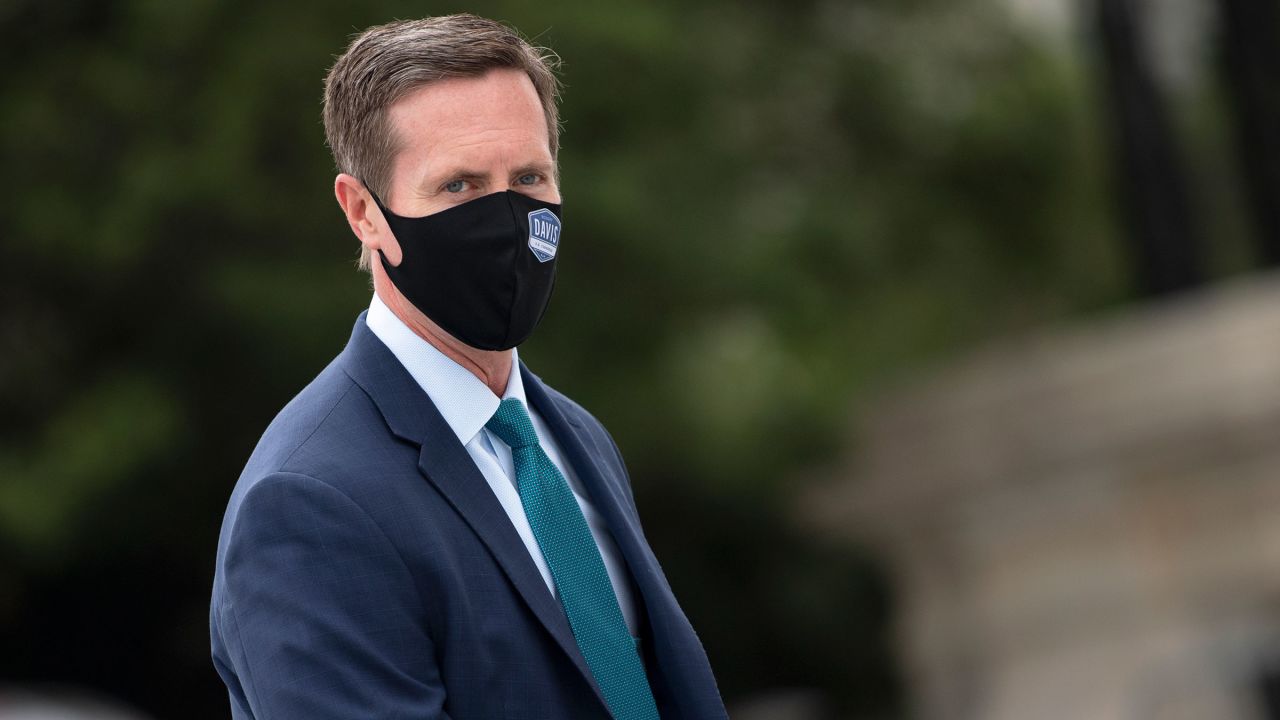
[804, 273, 1280, 720]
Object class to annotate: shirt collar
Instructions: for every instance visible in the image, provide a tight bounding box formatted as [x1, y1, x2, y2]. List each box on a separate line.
[365, 292, 526, 446]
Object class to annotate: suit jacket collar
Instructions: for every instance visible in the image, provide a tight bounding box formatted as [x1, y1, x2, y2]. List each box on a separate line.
[338, 311, 437, 446]
[365, 292, 537, 447]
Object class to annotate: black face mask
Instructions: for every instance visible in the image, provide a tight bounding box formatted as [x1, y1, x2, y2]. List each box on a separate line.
[370, 189, 562, 351]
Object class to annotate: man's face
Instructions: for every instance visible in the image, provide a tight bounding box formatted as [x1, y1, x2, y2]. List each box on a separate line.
[384, 67, 560, 219]
[336, 66, 561, 354]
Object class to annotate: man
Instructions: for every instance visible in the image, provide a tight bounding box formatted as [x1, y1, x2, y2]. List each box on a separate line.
[208, 13, 727, 720]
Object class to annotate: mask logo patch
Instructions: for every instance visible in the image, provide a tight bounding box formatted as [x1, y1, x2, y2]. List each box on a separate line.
[527, 208, 561, 263]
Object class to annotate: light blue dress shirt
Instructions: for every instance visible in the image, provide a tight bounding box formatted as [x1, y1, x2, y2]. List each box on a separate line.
[364, 293, 639, 637]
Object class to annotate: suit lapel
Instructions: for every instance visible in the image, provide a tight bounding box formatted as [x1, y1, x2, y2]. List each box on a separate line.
[527, 364, 728, 718]
[520, 364, 675, 645]
[414, 425, 612, 709]
[338, 315, 609, 710]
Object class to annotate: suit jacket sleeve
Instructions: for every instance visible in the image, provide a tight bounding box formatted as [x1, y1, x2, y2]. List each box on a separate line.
[217, 471, 449, 719]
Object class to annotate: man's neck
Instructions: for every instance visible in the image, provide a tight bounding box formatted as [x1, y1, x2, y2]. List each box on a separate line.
[373, 278, 512, 397]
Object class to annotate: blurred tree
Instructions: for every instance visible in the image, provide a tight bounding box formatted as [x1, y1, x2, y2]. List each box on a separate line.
[1217, 0, 1280, 268]
[1094, 0, 1204, 295]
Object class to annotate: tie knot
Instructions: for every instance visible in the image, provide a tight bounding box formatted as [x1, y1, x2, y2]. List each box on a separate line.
[486, 398, 539, 450]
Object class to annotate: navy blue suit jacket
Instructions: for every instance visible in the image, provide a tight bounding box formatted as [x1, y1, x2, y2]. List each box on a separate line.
[210, 314, 726, 719]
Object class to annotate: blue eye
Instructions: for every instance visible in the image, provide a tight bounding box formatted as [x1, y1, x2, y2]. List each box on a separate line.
[444, 179, 467, 193]
[517, 173, 539, 185]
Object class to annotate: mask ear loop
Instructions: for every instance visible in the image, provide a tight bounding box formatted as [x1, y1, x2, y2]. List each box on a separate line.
[358, 182, 400, 271]
[361, 182, 392, 218]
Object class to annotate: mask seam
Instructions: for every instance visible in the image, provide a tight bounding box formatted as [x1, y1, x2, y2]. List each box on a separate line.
[502, 191, 524, 349]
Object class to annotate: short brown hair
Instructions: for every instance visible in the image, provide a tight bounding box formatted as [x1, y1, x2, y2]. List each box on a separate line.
[322, 14, 563, 270]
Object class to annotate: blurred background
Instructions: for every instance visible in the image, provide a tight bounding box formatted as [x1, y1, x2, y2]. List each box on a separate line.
[3, 0, 1280, 717]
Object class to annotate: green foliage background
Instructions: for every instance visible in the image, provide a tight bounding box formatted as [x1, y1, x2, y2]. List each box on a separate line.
[5, 0, 1250, 716]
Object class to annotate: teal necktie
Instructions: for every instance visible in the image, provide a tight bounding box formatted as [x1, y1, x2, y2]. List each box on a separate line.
[486, 398, 660, 720]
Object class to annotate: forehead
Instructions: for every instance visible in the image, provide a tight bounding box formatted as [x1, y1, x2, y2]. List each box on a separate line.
[387, 68, 551, 170]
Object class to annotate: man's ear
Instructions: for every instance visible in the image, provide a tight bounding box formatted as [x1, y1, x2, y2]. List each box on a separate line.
[334, 173, 402, 266]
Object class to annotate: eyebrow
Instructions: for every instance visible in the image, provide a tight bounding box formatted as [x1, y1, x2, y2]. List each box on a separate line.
[510, 161, 555, 177]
